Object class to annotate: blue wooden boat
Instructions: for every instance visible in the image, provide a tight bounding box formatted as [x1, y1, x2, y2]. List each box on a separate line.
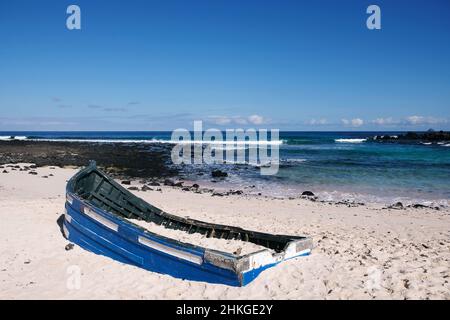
[63, 161, 313, 286]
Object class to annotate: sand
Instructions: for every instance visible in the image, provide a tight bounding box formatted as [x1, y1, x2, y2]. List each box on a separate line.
[1, 165, 449, 299]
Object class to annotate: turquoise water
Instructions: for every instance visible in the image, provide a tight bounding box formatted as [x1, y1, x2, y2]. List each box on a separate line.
[1, 131, 449, 205]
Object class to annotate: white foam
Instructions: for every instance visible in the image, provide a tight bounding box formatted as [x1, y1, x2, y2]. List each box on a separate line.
[282, 158, 307, 163]
[25, 137, 284, 146]
[335, 138, 367, 143]
[0, 135, 27, 141]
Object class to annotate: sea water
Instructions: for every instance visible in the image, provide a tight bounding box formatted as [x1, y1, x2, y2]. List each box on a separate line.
[1, 131, 449, 206]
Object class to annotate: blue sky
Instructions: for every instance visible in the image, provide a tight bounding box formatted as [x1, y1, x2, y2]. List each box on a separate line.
[0, 0, 449, 131]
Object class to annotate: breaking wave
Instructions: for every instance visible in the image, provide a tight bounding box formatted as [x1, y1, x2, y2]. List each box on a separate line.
[334, 138, 367, 143]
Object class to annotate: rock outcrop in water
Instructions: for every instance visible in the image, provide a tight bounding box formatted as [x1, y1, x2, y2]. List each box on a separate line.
[372, 130, 450, 143]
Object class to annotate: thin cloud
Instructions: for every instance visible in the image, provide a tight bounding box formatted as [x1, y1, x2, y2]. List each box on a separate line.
[206, 114, 266, 126]
[127, 101, 140, 105]
[248, 114, 265, 125]
[342, 118, 364, 127]
[405, 115, 447, 125]
[370, 116, 448, 127]
[371, 117, 398, 125]
[307, 118, 328, 125]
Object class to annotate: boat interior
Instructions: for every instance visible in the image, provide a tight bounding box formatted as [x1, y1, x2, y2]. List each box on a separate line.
[70, 165, 307, 253]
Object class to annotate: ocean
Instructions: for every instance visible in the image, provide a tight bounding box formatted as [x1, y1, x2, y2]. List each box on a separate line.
[1, 131, 449, 206]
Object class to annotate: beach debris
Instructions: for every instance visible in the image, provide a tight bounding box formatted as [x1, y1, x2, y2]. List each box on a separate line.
[211, 170, 228, 178]
[24, 259, 31, 264]
[65, 243, 75, 251]
[387, 202, 404, 210]
[174, 181, 184, 187]
[141, 185, 153, 192]
[121, 180, 131, 185]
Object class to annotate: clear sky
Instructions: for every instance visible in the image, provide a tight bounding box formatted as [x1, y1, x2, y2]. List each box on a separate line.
[0, 0, 449, 131]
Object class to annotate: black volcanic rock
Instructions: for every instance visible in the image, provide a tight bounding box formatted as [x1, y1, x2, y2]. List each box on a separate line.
[211, 170, 228, 178]
[373, 130, 450, 143]
[0, 140, 178, 179]
[164, 178, 175, 186]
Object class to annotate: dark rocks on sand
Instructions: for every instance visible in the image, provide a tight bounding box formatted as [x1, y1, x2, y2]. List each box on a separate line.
[229, 190, 243, 195]
[29, 165, 37, 169]
[148, 181, 160, 186]
[28, 171, 38, 175]
[42, 176, 48, 178]
[410, 204, 428, 209]
[121, 180, 131, 185]
[182, 187, 191, 191]
[192, 183, 199, 189]
[164, 178, 175, 186]
[301, 191, 315, 197]
[2, 170, 8, 173]
[211, 170, 228, 178]
[212, 192, 224, 197]
[174, 181, 184, 187]
[65, 243, 75, 251]
[127, 186, 139, 191]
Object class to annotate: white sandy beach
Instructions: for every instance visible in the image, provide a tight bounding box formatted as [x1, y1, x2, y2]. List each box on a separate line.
[0, 165, 449, 299]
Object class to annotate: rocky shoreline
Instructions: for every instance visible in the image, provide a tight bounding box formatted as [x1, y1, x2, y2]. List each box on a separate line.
[0, 140, 177, 179]
[0, 140, 447, 211]
[371, 130, 450, 143]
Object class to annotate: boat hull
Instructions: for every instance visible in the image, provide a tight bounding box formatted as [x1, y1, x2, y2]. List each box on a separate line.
[63, 162, 313, 286]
